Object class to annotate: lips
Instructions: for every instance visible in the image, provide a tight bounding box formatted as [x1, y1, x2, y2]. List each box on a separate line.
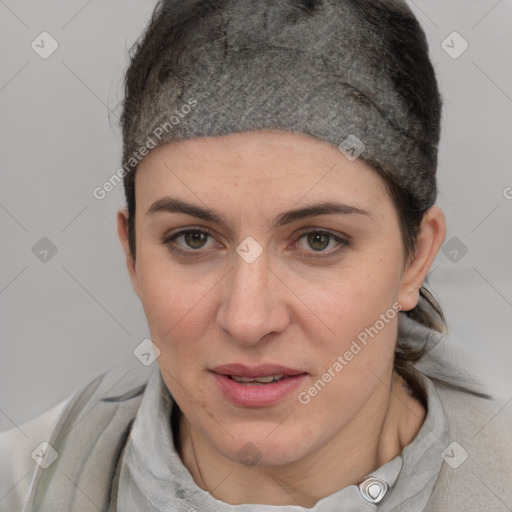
[211, 363, 308, 407]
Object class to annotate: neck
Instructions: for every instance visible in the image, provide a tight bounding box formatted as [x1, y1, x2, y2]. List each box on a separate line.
[177, 370, 426, 507]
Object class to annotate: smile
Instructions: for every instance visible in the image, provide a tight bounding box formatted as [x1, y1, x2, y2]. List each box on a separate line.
[211, 364, 308, 406]
[229, 375, 286, 384]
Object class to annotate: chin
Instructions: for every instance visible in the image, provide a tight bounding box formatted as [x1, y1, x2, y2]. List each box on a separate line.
[210, 420, 313, 468]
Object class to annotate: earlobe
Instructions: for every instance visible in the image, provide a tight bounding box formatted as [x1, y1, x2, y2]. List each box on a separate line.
[116, 209, 139, 297]
[398, 206, 446, 311]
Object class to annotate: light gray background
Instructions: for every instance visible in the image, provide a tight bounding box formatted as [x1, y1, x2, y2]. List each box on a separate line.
[1, 0, 511, 433]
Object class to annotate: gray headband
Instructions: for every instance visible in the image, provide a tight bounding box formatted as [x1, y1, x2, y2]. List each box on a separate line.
[124, 0, 439, 211]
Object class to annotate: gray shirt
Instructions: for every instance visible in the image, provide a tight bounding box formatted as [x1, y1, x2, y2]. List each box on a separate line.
[115, 364, 448, 511]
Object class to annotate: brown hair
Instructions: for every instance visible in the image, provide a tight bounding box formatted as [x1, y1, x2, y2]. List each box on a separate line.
[373, 166, 447, 400]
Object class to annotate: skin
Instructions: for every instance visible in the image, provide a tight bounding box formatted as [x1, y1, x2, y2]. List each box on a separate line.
[117, 128, 446, 507]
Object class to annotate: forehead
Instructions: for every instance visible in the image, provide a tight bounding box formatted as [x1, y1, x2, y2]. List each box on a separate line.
[135, 129, 391, 214]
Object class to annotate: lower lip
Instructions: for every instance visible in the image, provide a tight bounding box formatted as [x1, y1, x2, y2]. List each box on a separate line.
[212, 372, 307, 407]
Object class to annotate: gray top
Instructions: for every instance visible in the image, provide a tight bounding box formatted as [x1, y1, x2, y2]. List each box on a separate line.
[115, 315, 454, 511]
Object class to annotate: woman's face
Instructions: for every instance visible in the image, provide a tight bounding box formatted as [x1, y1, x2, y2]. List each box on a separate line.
[119, 129, 430, 466]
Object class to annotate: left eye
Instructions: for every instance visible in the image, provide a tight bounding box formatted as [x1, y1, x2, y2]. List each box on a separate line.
[295, 230, 348, 253]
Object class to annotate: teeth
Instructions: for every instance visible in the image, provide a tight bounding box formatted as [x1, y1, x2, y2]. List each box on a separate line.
[230, 375, 285, 384]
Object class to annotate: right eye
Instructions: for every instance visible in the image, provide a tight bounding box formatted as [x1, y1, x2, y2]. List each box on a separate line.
[163, 228, 219, 257]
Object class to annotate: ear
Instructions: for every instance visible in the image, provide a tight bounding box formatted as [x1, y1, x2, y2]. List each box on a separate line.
[117, 208, 140, 297]
[398, 206, 446, 311]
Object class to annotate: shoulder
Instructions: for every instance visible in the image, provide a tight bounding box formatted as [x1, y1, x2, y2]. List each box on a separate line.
[1, 364, 154, 512]
[434, 380, 512, 457]
[427, 380, 512, 511]
[0, 399, 69, 512]
[439, 381, 512, 462]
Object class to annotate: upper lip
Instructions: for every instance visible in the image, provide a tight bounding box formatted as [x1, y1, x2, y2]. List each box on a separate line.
[211, 364, 306, 378]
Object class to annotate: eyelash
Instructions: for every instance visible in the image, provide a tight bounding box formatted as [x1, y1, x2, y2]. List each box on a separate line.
[162, 227, 350, 260]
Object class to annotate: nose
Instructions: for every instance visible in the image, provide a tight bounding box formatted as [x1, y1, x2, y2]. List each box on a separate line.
[216, 249, 290, 346]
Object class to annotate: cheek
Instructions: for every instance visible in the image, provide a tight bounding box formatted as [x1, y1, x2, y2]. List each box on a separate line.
[135, 253, 215, 357]
[303, 254, 402, 344]
[296, 287, 400, 430]
[295, 251, 403, 406]
[136, 257, 218, 411]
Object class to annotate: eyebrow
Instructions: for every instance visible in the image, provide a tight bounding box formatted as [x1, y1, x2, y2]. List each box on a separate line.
[147, 196, 372, 229]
